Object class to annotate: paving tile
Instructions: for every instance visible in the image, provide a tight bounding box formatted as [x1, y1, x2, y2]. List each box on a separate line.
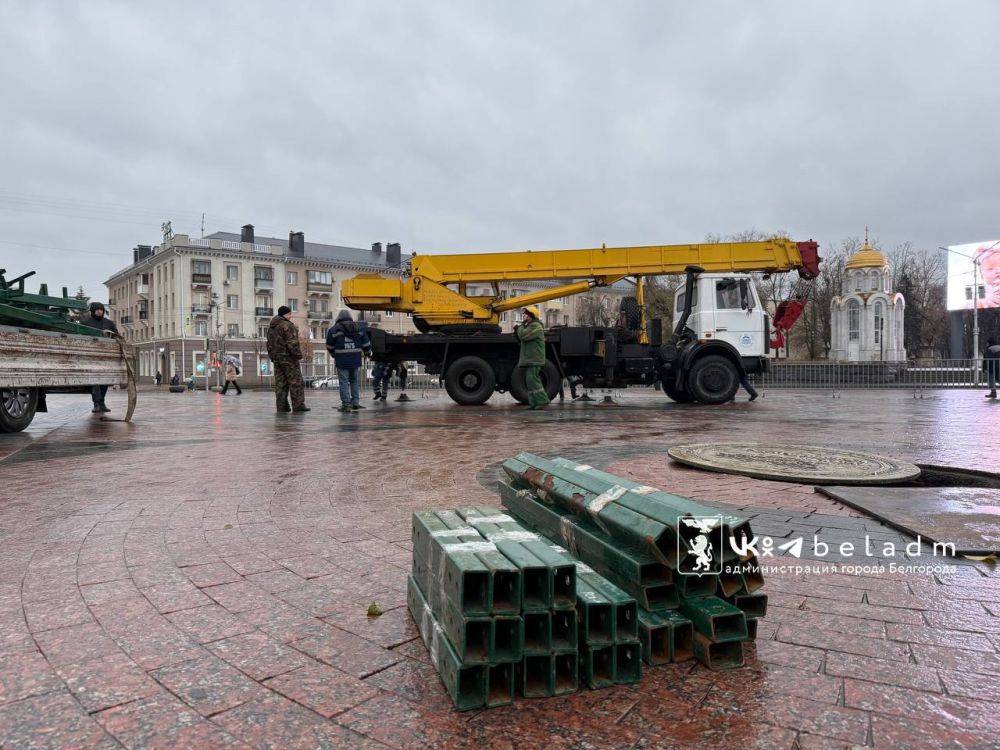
[870, 711, 998, 749]
[203, 581, 275, 613]
[264, 663, 381, 718]
[801, 597, 925, 625]
[141, 581, 213, 614]
[55, 652, 160, 712]
[214, 692, 385, 749]
[884, 622, 997, 652]
[361, 658, 454, 712]
[923, 608, 1000, 634]
[292, 626, 403, 678]
[23, 595, 94, 633]
[236, 603, 330, 643]
[151, 653, 266, 716]
[81, 579, 141, 606]
[166, 605, 256, 644]
[777, 624, 911, 662]
[336, 692, 469, 748]
[937, 668, 1000, 701]
[111, 613, 208, 671]
[34, 622, 122, 666]
[0, 689, 119, 749]
[244, 568, 307, 593]
[182, 562, 244, 588]
[700, 692, 869, 745]
[207, 631, 307, 681]
[322, 606, 419, 649]
[0, 651, 62, 705]
[751, 638, 826, 672]
[96, 692, 251, 748]
[844, 678, 999, 731]
[824, 652, 942, 692]
[910, 642, 1000, 676]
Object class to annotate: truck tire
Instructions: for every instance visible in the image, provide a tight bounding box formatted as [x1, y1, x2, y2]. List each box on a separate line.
[686, 355, 739, 405]
[661, 378, 694, 403]
[444, 356, 496, 405]
[0, 388, 38, 433]
[509, 360, 561, 404]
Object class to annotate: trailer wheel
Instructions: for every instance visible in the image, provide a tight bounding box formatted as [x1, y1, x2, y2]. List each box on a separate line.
[661, 378, 694, 403]
[0, 388, 38, 433]
[444, 356, 496, 405]
[686, 355, 739, 405]
[509, 360, 561, 404]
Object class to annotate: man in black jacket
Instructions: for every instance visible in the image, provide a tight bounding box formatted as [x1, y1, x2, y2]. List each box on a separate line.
[79, 302, 119, 413]
[984, 337, 1000, 399]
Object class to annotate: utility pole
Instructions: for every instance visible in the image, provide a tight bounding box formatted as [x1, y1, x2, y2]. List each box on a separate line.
[942, 241, 998, 386]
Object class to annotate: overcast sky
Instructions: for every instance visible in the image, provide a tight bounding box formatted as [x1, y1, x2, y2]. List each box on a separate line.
[1, 1, 998, 300]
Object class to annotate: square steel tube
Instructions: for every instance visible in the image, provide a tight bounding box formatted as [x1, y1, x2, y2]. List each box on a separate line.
[551, 608, 578, 651]
[678, 595, 747, 642]
[577, 568, 638, 642]
[518, 654, 554, 698]
[614, 641, 642, 684]
[731, 593, 768, 619]
[579, 645, 615, 690]
[693, 632, 745, 670]
[487, 663, 515, 708]
[522, 611, 552, 654]
[553, 649, 578, 696]
[491, 616, 524, 663]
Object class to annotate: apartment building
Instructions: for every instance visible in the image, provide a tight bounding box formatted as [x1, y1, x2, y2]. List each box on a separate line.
[105, 225, 629, 385]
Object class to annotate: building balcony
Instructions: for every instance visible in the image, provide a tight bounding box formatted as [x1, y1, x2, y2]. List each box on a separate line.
[192, 273, 212, 285]
[191, 304, 212, 315]
[254, 277, 274, 290]
[255, 307, 274, 318]
[307, 310, 333, 320]
[120, 315, 132, 324]
[306, 282, 333, 293]
[137, 284, 149, 297]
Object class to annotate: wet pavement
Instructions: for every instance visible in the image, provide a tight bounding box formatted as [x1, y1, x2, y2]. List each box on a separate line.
[1, 387, 998, 749]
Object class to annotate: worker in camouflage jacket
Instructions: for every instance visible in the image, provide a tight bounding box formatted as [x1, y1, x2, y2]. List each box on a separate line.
[515, 306, 549, 410]
[266, 306, 309, 413]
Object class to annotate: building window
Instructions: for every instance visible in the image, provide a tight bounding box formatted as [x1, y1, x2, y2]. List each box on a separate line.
[873, 301, 883, 344]
[192, 260, 211, 276]
[287, 299, 298, 312]
[194, 321, 208, 336]
[226, 265, 239, 281]
[227, 324, 239, 337]
[254, 266, 274, 281]
[226, 295, 238, 310]
[847, 300, 861, 341]
[287, 271, 298, 284]
[307, 270, 332, 284]
[257, 325, 267, 338]
[385, 310, 393, 318]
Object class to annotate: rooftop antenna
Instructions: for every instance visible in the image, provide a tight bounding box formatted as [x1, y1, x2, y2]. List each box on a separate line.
[201, 213, 205, 238]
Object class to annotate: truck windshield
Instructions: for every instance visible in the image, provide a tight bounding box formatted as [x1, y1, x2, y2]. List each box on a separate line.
[715, 280, 742, 309]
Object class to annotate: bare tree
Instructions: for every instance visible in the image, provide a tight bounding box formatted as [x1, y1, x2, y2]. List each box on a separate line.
[576, 294, 615, 326]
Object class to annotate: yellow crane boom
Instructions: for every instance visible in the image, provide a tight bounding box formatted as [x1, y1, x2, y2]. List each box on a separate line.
[342, 239, 819, 330]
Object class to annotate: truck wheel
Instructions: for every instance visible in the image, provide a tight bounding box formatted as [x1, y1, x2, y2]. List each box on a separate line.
[444, 356, 496, 405]
[0, 388, 38, 433]
[661, 378, 694, 403]
[686, 355, 739, 405]
[509, 360, 561, 404]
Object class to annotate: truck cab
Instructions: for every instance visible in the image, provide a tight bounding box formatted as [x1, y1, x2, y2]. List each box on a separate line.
[673, 273, 769, 362]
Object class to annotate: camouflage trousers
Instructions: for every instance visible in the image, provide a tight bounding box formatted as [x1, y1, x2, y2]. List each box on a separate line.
[524, 365, 550, 409]
[273, 357, 305, 411]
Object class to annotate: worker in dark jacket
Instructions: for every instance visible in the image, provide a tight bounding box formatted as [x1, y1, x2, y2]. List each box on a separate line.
[984, 337, 1000, 399]
[79, 302, 119, 413]
[515, 306, 549, 410]
[266, 306, 309, 413]
[326, 310, 371, 411]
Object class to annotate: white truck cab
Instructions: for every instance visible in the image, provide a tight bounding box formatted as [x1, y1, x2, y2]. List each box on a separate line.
[672, 273, 769, 359]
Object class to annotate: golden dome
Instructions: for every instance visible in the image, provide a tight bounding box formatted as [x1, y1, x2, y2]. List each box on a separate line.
[845, 228, 888, 270]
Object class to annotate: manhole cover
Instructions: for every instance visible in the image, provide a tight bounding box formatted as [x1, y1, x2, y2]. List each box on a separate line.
[667, 443, 921, 485]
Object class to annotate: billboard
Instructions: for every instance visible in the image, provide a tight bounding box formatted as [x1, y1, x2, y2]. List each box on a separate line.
[946, 240, 1000, 311]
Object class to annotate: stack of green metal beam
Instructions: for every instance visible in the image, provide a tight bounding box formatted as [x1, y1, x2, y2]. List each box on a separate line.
[455, 507, 580, 698]
[500, 453, 766, 671]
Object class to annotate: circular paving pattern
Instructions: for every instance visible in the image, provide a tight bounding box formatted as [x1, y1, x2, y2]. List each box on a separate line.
[667, 442, 921, 485]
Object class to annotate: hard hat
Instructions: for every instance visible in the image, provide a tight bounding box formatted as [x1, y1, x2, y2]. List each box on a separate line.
[523, 305, 540, 319]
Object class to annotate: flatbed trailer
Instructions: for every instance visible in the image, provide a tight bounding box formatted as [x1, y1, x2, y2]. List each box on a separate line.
[0, 325, 131, 432]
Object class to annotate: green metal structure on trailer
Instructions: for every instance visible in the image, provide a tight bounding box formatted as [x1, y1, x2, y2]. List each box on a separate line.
[0, 269, 134, 432]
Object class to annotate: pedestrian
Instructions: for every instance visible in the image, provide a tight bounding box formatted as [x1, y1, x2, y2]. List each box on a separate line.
[515, 306, 549, 410]
[984, 337, 1000, 399]
[154, 371, 162, 386]
[266, 305, 310, 413]
[170, 373, 180, 387]
[371, 360, 391, 402]
[738, 373, 759, 402]
[326, 310, 371, 412]
[397, 363, 408, 393]
[221, 357, 242, 395]
[79, 301, 119, 413]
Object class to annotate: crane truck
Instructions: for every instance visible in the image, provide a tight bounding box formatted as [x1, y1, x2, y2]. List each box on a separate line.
[341, 239, 820, 406]
[0, 270, 133, 433]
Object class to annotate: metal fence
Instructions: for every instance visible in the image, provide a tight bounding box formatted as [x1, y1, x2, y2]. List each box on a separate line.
[298, 362, 442, 390]
[750, 359, 991, 391]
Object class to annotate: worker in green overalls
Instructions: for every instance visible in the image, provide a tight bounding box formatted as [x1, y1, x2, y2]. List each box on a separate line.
[515, 306, 550, 410]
